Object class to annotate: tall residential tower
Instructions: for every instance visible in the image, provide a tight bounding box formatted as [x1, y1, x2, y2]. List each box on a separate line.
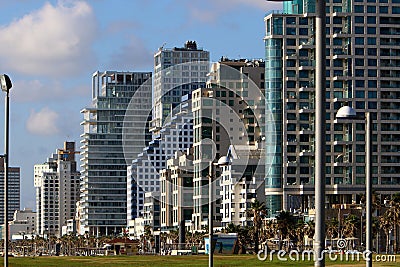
[80, 71, 152, 236]
[0, 158, 19, 224]
[34, 142, 80, 237]
[264, 0, 400, 215]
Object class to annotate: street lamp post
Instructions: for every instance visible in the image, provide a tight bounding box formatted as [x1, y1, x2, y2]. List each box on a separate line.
[1, 74, 12, 267]
[209, 156, 231, 267]
[336, 106, 372, 267]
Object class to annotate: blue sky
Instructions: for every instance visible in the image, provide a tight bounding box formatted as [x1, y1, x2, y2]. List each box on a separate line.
[0, 0, 282, 209]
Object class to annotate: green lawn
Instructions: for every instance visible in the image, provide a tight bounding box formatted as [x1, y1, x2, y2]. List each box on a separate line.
[1, 254, 398, 267]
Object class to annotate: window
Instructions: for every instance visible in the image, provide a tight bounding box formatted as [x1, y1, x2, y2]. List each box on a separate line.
[356, 155, 365, 163]
[299, 17, 308, 25]
[354, 5, 364, 13]
[355, 69, 364, 77]
[367, 38, 376, 45]
[367, 27, 376, 34]
[367, 16, 376, 24]
[299, 50, 308, 57]
[368, 80, 377, 87]
[356, 101, 365, 109]
[355, 37, 364, 45]
[287, 39, 296, 46]
[355, 80, 365, 88]
[355, 48, 364, 55]
[333, 17, 342, 24]
[355, 27, 364, 34]
[367, 6, 376, 13]
[355, 16, 364, 23]
[355, 59, 364, 66]
[380, 6, 388, 13]
[299, 28, 308, 35]
[393, 6, 400, 14]
[368, 69, 377, 77]
[286, 17, 296, 24]
[356, 90, 365, 98]
[368, 102, 377, 109]
[287, 28, 296, 35]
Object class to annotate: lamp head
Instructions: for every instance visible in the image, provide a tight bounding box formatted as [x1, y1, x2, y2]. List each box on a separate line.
[0, 74, 12, 92]
[336, 106, 357, 119]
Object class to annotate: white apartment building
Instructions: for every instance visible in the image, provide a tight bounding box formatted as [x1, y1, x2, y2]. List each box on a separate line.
[160, 149, 194, 229]
[151, 41, 209, 131]
[219, 145, 265, 227]
[143, 192, 161, 228]
[34, 142, 80, 237]
[9, 208, 36, 240]
[192, 59, 265, 230]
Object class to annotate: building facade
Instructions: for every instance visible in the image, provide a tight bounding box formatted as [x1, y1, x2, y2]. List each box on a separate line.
[9, 208, 36, 240]
[151, 41, 209, 131]
[34, 142, 80, 237]
[127, 95, 193, 221]
[192, 59, 265, 230]
[264, 0, 400, 216]
[80, 71, 152, 236]
[0, 158, 20, 224]
[219, 145, 265, 227]
[159, 149, 194, 230]
[143, 192, 161, 229]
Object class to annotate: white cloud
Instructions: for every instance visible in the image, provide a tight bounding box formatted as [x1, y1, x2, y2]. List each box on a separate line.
[26, 107, 60, 136]
[0, 1, 97, 76]
[11, 79, 90, 103]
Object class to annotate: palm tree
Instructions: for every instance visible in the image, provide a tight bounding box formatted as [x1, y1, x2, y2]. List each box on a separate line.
[246, 200, 267, 253]
[276, 211, 297, 250]
[383, 196, 400, 252]
[326, 218, 339, 248]
[342, 214, 360, 239]
[294, 221, 305, 250]
[379, 213, 392, 254]
[304, 220, 315, 250]
[359, 191, 382, 214]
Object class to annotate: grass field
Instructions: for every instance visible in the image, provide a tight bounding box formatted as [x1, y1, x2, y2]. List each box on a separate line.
[1, 254, 398, 267]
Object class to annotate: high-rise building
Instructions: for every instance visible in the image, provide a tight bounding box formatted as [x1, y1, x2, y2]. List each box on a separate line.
[34, 142, 80, 237]
[151, 41, 209, 132]
[80, 71, 152, 236]
[0, 158, 20, 224]
[192, 59, 265, 230]
[219, 144, 265, 227]
[264, 0, 400, 216]
[127, 95, 193, 221]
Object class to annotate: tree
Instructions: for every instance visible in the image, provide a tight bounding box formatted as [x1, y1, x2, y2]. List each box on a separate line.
[246, 200, 267, 253]
[326, 218, 339, 248]
[342, 214, 360, 238]
[379, 213, 392, 254]
[359, 190, 382, 214]
[303, 220, 315, 250]
[276, 211, 297, 250]
[383, 195, 400, 253]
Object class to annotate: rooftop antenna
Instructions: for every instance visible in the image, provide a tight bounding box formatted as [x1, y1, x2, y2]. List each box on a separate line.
[159, 42, 166, 51]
